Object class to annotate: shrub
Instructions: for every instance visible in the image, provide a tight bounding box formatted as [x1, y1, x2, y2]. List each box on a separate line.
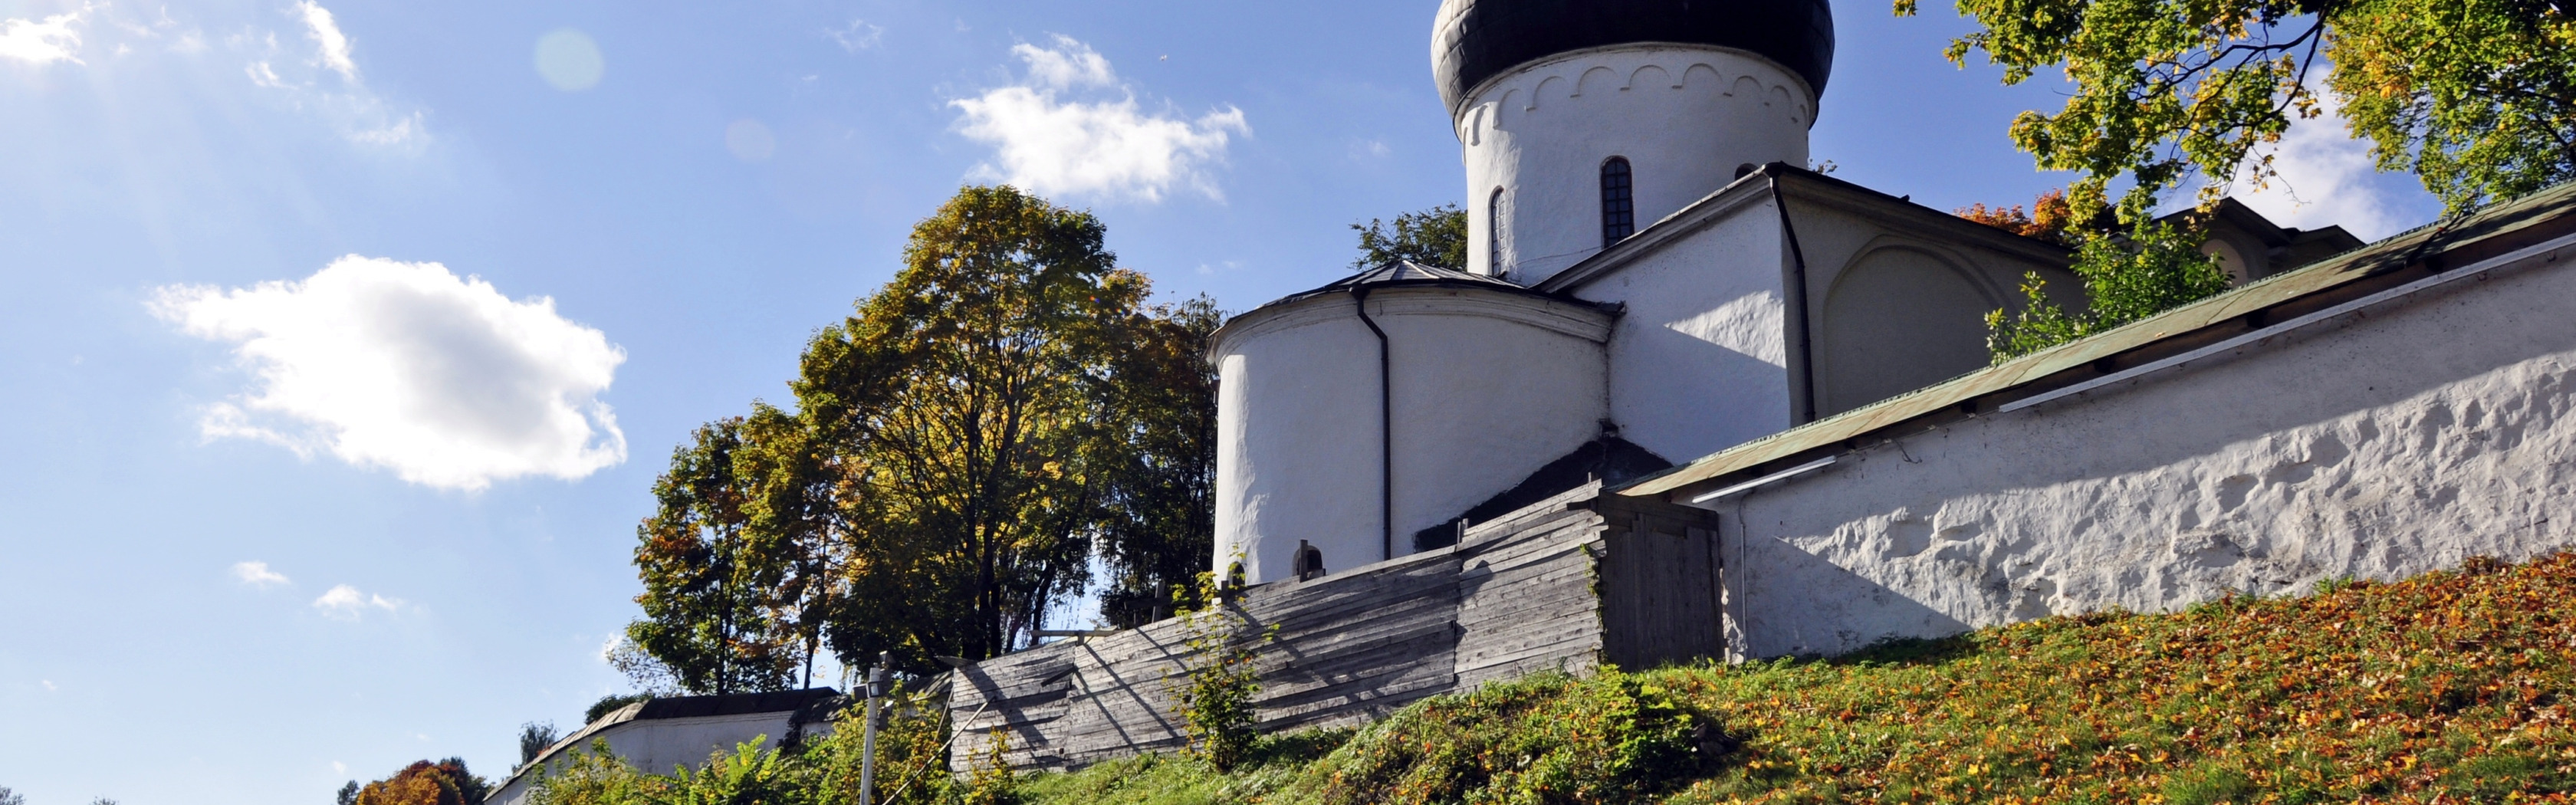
[1280, 670, 1720, 805]
[521, 721, 562, 766]
[353, 759, 490, 805]
[1987, 218, 2231, 361]
[1169, 573, 1273, 772]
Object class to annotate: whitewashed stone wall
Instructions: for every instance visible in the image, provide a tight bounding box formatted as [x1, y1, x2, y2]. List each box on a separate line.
[490, 709, 830, 805]
[1211, 286, 1612, 583]
[1707, 238, 2576, 659]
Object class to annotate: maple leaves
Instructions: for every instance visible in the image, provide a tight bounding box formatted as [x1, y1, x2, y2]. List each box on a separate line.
[1667, 554, 2576, 803]
[570, 554, 2576, 804]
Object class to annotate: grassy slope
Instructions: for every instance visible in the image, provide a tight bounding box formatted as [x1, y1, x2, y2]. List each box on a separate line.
[1020, 554, 2576, 804]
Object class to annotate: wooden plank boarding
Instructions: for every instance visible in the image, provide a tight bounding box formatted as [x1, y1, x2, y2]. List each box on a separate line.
[949, 481, 1727, 773]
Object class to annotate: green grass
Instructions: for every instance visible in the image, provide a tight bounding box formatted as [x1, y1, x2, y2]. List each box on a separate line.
[1008, 553, 2576, 804]
[534, 554, 2576, 804]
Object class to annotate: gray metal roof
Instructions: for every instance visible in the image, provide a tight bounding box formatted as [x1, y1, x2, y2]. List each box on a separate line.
[1253, 259, 1565, 310]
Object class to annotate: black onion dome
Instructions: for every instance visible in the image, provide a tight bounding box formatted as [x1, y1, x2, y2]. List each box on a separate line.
[1432, 0, 1835, 113]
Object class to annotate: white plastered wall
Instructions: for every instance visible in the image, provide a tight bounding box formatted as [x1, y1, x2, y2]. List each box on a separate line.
[1566, 192, 1796, 464]
[491, 712, 825, 805]
[1458, 45, 1814, 284]
[1698, 242, 2576, 659]
[1211, 288, 1610, 583]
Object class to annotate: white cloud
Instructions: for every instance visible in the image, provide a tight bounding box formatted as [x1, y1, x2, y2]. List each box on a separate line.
[951, 34, 1249, 202]
[313, 583, 401, 619]
[151, 255, 629, 491]
[0, 8, 85, 65]
[1014, 34, 1115, 90]
[245, 58, 284, 87]
[349, 111, 423, 145]
[232, 560, 291, 587]
[294, 1, 355, 83]
[2229, 87, 2414, 241]
[825, 18, 882, 53]
[228, 3, 426, 148]
[41, 679, 57, 692]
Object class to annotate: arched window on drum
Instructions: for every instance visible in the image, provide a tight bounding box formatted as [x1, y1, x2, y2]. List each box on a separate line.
[1487, 187, 1506, 276]
[1600, 157, 1635, 248]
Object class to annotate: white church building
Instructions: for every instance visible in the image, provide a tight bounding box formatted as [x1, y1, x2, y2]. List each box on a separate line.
[1214, 0, 2095, 582]
[946, 0, 2576, 772]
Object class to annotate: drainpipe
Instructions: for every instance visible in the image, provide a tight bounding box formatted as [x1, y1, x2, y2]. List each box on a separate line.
[1351, 286, 1393, 561]
[1769, 169, 1820, 424]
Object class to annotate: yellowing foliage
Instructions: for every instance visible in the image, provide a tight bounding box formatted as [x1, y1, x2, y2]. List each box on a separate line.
[559, 553, 2576, 804]
[354, 760, 485, 805]
[1030, 553, 2576, 805]
[1665, 553, 2576, 803]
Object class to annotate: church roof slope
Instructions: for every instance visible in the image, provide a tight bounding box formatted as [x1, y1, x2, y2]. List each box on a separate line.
[1255, 259, 1565, 309]
[1618, 180, 2576, 501]
[1536, 163, 2074, 296]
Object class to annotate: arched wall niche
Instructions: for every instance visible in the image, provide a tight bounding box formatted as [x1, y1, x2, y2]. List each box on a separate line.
[1817, 244, 2003, 416]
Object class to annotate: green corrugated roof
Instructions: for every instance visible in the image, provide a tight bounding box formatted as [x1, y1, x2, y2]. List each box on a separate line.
[1618, 181, 2576, 499]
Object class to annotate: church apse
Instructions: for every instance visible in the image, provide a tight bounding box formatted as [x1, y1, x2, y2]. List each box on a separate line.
[1208, 264, 1612, 585]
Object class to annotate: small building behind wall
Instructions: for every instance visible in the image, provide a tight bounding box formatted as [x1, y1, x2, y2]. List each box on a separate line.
[487, 688, 842, 805]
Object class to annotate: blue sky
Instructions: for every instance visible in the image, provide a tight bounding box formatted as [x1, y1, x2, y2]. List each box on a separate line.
[0, 0, 2440, 801]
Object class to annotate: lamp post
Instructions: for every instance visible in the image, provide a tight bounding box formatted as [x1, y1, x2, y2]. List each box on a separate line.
[860, 651, 888, 805]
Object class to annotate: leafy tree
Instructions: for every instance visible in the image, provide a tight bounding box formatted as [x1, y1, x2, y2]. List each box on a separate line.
[1094, 297, 1222, 628]
[1907, 0, 2575, 218]
[622, 418, 805, 695]
[1351, 204, 1469, 269]
[520, 721, 561, 766]
[797, 185, 1148, 663]
[1955, 188, 2083, 245]
[353, 759, 490, 805]
[1986, 218, 2233, 360]
[2334, 0, 2576, 210]
[337, 780, 360, 805]
[584, 692, 652, 724]
[0, 786, 20, 805]
[621, 186, 1221, 681]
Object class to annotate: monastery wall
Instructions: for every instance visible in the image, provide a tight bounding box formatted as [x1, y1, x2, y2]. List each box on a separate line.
[1710, 233, 2576, 659]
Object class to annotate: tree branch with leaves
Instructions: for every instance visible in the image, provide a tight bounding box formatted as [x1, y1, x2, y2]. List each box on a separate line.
[1911, 0, 2575, 219]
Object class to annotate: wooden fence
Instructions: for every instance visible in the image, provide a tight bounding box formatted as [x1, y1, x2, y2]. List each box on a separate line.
[946, 482, 1723, 772]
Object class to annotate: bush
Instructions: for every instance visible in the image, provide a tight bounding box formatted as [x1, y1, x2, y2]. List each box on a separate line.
[1170, 573, 1271, 772]
[353, 759, 491, 805]
[1987, 219, 2231, 361]
[1278, 671, 1720, 805]
[528, 553, 2576, 805]
[522, 721, 562, 766]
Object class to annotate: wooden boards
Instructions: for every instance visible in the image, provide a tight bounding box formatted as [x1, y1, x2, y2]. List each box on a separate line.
[948, 481, 1723, 773]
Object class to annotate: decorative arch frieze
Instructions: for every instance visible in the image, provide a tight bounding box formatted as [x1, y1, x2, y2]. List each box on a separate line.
[1460, 47, 1817, 130]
